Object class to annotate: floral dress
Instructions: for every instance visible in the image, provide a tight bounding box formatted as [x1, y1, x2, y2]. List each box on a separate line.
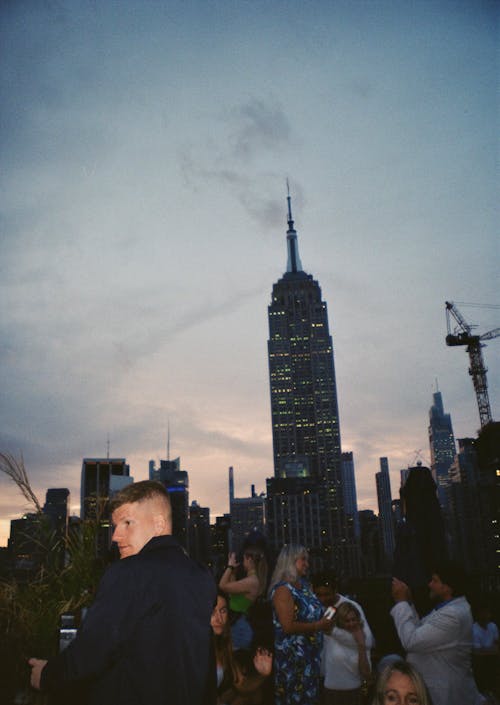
[271, 579, 324, 704]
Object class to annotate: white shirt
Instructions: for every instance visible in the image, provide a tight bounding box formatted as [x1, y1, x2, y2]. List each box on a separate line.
[322, 595, 374, 691]
[391, 596, 485, 705]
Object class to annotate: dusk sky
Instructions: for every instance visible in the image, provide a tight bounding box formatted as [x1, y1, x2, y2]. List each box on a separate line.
[1, 0, 498, 547]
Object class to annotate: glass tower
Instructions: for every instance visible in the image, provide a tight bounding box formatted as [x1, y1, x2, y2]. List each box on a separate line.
[428, 390, 456, 511]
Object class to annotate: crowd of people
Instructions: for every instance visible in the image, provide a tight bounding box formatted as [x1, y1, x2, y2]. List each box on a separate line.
[27, 480, 498, 705]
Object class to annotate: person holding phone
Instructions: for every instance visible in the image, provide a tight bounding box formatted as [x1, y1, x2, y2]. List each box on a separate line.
[269, 545, 334, 704]
[322, 602, 373, 705]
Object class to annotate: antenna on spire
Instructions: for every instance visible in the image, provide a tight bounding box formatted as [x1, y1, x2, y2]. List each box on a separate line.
[286, 178, 294, 229]
[106, 434, 110, 460]
[284, 178, 303, 273]
[167, 419, 170, 461]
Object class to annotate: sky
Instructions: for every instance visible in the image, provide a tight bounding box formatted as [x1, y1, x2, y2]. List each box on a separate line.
[1, 0, 498, 547]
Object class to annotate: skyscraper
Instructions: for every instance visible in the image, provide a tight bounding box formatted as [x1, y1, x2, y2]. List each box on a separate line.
[375, 457, 395, 566]
[428, 390, 456, 511]
[43, 488, 70, 537]
[81, 458, 131, 522]
[81, 457, 132, 558]
[341, 451, 361, 540]
[267, 193, 351, 571]
[228, 467, 265, 552]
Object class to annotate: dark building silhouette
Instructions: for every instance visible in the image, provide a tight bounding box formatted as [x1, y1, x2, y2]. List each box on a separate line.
[81, 458, 131, 521]
[9, 513, 45, 577]
[474, 421, 500, 575]
[80, 457, 132, 558]
[266, 476, 322, 555]
[393, 464, 447, 614]
[43, 488, 70, 536]
[358, 509, 381, 577]
[266, 193, 353, 573]
[376, 457, 395, 568]
[448, 438, 483, 572]
[341, 451, 361, 542]
[211, 514, 231, 575]
[188, 500, 211, 565]
[448, 423, 500, 575]
[43, 488, 70, 568]
[229, 484, 265, 553]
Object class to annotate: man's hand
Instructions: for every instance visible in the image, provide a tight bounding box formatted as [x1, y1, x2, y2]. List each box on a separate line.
[28, 658, 47, 690]
[391, 577, 411, 603]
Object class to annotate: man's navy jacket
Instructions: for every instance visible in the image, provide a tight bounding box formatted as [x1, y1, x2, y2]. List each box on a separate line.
[41, 535, 216, 704]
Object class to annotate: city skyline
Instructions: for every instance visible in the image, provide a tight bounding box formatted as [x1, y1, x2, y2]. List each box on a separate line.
[1, 1, 498, 546]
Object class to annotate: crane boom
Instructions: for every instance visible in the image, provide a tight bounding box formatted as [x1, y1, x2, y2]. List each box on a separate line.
[445, 301, 499, 428]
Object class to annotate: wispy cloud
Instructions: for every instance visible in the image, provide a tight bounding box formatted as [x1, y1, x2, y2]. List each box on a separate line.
[229, 98, 292, 160]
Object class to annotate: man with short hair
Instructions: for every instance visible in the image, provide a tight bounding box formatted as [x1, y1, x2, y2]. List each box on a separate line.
[29, 480, 216, 705]
[312, 571, 374, 645]
[391, 560, 484, 705]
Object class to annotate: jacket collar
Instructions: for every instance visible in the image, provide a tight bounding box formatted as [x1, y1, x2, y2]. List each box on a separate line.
[140, 534, 181, 554]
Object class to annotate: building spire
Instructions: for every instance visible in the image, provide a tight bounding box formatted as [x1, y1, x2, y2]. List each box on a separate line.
[286, 178, 294, 230]
[285, 180, 303, 273]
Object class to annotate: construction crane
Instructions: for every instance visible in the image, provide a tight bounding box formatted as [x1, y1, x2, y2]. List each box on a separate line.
[445, 301, 500, 428]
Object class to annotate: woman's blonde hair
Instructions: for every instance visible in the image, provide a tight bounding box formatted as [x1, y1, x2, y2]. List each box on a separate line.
[268, 544, 307, 595]
[372, 660, 431, 705]
[335, 601, 362, 629]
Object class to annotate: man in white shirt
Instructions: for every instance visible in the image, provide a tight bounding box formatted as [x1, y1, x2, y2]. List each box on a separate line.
[391, 560, 484, 705]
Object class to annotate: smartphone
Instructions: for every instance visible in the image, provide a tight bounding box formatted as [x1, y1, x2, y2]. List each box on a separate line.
[324, 606, 336, 619]
[59, 613, 78, 652]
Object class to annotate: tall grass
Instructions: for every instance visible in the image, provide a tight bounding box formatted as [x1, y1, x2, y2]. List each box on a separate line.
[0, 453, 105, 704]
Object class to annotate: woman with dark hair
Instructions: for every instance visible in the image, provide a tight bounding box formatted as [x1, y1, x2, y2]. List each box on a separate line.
[211, 590, 272, 705]
[219, 546, 269, 650]
[371, 660, 431, 705]
[269, 544, 333, 704]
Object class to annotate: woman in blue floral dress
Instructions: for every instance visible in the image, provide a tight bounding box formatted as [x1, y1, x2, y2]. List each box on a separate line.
[269, 545, 335, 704]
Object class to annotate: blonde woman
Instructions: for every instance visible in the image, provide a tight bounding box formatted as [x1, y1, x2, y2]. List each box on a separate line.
[219, 546, 268, 649]
[371, 660, 432, 705]
[323, 602, 372, 704]
[269, 544, 334, 704]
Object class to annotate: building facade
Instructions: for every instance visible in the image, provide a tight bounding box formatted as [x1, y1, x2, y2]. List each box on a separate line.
[188, 500, 211, 565]
[428, 390, 456, 512]
[81, 457, 132, 557]
[375, 457, 395, 567]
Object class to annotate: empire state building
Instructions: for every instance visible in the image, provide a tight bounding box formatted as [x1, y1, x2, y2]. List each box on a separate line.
[267, 193, 352, 571]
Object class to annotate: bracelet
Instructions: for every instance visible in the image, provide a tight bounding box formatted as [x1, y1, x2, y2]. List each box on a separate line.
[225, 565, 235, 570]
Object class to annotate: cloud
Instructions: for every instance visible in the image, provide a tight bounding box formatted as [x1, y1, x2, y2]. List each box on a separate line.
[178, 97, 296, 229]
[229, 98, 292, 160]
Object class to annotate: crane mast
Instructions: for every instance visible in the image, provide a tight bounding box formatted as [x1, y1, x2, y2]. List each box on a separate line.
[445, 301, 499, 428]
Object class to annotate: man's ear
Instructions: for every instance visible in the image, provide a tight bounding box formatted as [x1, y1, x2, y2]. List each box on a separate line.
[153, 514, 167, 535]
